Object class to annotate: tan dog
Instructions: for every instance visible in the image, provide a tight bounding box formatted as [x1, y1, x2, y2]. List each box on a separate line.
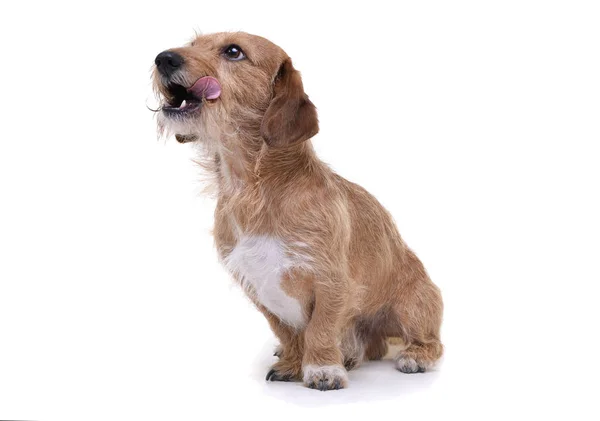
[152, 32, 443, 391]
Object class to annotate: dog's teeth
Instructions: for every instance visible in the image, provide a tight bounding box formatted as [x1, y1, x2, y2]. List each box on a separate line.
[180, 100, 187, 108]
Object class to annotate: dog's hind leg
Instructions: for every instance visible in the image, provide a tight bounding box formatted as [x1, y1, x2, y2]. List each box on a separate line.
[389, 251, 444, 373]
[365, 335, 389, 361]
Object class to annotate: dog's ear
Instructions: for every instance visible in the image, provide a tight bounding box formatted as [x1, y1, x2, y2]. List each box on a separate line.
[260, 59, 319, 147]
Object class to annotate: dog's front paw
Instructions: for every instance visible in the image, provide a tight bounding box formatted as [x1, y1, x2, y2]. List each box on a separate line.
[303, 364, 348, 391]
[266, 360, 302, 382]
[266, 367, 294, 382]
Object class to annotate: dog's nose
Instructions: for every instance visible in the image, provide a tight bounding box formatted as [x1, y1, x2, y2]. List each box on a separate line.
[155, 51, 184, 76]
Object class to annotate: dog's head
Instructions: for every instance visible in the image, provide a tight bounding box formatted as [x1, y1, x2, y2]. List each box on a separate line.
[152, 32, 318, 148]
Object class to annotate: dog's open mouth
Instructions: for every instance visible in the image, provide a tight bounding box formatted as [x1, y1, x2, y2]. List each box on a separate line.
[161, 76, 221, 117]
[162, 83, 202, 116]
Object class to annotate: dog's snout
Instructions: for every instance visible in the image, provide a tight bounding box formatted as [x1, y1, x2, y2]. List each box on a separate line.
[155, 51, 184, 76]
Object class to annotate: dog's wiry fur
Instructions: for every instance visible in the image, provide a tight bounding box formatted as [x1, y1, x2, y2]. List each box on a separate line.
[153, 32, 443, 391]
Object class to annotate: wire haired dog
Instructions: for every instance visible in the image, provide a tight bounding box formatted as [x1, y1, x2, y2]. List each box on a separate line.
[152, 32, 443, 391]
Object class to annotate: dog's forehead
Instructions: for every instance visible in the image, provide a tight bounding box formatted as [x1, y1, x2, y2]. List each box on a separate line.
[191, 32, 287, 66]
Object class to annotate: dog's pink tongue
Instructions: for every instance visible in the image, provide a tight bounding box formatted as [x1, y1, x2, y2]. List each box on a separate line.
[188, 76, 221, 100]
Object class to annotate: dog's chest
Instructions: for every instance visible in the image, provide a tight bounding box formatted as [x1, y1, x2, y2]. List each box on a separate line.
[223, 235, 306, 328]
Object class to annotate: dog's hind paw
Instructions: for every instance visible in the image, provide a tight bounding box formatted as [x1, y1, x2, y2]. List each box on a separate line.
[395, 356, 426, 373]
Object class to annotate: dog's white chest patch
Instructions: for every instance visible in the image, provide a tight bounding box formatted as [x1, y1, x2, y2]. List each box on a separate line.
[223, 235, 306, 328]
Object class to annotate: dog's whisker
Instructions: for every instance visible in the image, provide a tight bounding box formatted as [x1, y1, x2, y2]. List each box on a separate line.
[146, 103, 162, 113]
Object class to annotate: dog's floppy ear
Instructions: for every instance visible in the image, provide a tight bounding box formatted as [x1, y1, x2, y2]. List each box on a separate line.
[260, 59, 319, 147]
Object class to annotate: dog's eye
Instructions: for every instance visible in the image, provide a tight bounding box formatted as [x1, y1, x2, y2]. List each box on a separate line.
[223, 44, 245, 61]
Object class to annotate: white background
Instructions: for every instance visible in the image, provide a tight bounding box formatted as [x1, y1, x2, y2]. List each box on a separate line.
[1, 1, 599, 419]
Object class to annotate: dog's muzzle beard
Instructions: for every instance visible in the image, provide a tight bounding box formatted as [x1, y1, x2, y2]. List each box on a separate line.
[154, 79, 201, 143]
[155, 76, 205, 143]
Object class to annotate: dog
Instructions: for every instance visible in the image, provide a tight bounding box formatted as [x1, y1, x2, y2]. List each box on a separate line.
[152, 32, 443, 391]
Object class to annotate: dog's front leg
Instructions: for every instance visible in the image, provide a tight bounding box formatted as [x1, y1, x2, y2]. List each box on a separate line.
[302, 275, 349, 391]
[259, 304, 305, 382]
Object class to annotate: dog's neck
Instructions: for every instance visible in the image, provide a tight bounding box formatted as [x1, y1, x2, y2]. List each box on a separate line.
[212, 130, 320, 195]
